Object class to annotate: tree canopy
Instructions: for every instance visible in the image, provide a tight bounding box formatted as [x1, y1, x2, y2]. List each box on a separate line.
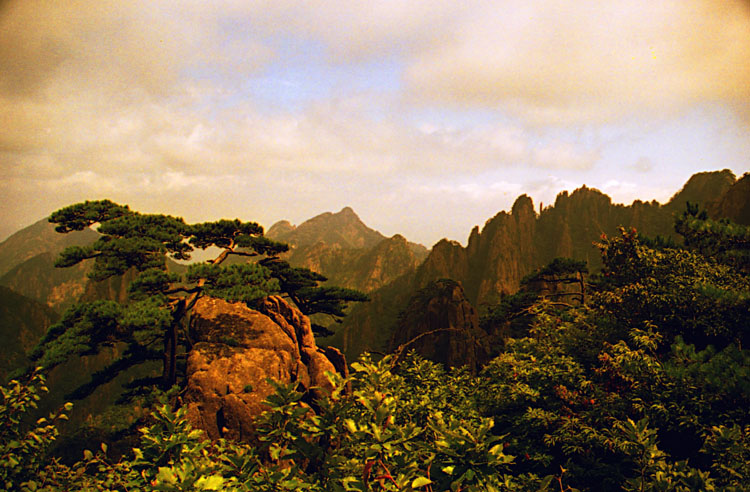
[4, 204, 750, 491]
[30, 200, 367, 399]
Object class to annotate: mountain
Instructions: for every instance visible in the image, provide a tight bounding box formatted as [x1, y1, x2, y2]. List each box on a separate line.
[331, 169, 746, 359]
[388, 279, 489, 373]
[0, 218, 100, 312]
[707, 172, 750, 225]
[0, 218, 98, 278]
[267, 207, 428, 293]
[0, 286, 59, 378]
[0, 218, 188, 313]
[267, 206, 386, 250]
[0, 253, 90, 312]
[664, 169, 736, 213]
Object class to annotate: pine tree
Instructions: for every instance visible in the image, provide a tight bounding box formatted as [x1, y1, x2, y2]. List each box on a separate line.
[30, 200, 366, 399]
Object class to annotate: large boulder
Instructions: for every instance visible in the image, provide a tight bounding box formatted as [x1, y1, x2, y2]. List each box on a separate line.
[184, 295, 347, 441]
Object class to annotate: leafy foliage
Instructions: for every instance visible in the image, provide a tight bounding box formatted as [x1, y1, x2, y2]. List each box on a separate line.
[6, 205, 749, 490]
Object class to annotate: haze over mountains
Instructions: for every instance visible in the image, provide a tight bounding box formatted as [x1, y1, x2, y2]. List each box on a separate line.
[266, 206, 428, 293]
[329, 169, 749, 358]
[0, 169, 747, 371]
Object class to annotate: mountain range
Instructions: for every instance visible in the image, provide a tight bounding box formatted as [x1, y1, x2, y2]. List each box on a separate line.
[328, 169, 749, 358]
[266, 206, 428, 293]
[0, 169, 747, 372]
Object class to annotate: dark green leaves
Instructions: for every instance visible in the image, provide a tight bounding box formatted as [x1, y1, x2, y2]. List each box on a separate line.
[186, 263, 280, 304]
[189, 219, 263, 250]
[49, 199, 131, 233]
[259, 257, 369, 335]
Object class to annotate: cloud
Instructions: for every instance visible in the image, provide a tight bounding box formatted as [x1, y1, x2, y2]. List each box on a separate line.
[630, 157, 654, 173]
[531, 142, 600, 170]
[403, 0, 750, 124]
[0, 0, 747, 246]
[599, 179, 673, 205]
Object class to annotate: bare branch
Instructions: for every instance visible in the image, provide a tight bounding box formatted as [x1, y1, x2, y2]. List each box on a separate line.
[391, 327, 462, 369]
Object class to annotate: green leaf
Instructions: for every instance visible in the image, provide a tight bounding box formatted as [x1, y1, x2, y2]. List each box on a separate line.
[344, 418, 358, 433]
[538, 475, 556, 491]
[411, 476, 433, 488]
[156, 467, 177, 484]
[196, 474, 225, 490]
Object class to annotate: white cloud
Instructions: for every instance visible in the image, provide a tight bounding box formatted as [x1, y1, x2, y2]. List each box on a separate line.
[0, 0, 747, 247]
[531, 142, 600, 170]
[403, 0, 750, 124]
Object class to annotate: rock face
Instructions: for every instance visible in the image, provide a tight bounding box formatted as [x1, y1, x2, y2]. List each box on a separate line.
[334, 170, 747, 361]
[184, 296, 347, 441]
[0, 286, 58, 378]
[708, 172, 750, 225]
[266, 207, 428, 293]
[389, 279, 487, 373]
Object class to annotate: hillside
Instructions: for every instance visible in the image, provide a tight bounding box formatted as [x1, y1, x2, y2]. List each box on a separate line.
[0, 286, 59, 378]
[0, 218, 98, 278]
[267, 206, 428, 293]
[330, 169, 744, 358]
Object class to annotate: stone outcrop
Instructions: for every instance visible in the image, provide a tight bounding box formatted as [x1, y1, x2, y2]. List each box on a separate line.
[708, 172, 750, 225]
[388, 279, 488, 373]
[184, 295, 347, 441]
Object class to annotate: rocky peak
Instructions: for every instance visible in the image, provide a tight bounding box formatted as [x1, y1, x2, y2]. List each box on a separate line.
[266, 207, 385, 250]
[184, 295, 347, 441]
[511, 194, 535, 217]
[666, 169, 736, 211]
[265, 220, 295, 238]
[388, 279, 488, 373]
[708, 172, 750, 225]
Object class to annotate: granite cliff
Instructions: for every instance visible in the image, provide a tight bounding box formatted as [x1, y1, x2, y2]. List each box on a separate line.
[332, 169, 745, 360]
[389, 279, 488, 373]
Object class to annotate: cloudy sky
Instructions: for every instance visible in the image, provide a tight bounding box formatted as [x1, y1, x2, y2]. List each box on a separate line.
[1, 1, 749, 246]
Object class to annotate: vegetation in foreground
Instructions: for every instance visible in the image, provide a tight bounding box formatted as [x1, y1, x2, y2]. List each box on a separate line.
[1, 205, 749, 491]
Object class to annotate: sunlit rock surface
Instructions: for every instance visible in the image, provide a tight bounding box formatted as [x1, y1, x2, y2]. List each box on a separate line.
[184, 295, 346, 441]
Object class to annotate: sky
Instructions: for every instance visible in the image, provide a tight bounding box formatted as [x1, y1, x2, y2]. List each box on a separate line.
[1, 1, 749, 247]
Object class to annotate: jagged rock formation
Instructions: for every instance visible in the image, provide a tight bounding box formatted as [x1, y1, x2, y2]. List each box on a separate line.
[267, 207, 428, 293]
[389, 279, 488, 373]
[184, 296, 347, 441]
[334, 169, 745, 360]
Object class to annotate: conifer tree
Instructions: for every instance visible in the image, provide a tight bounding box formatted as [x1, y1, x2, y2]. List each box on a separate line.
[30, 200, 366, 399]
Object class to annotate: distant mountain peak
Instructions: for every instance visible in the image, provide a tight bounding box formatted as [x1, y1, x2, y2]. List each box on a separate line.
[511, 194, 535, 215]
[666, 169, 736, 211]
[266, 220, 296, 238]
[266, 207, 385, 250]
